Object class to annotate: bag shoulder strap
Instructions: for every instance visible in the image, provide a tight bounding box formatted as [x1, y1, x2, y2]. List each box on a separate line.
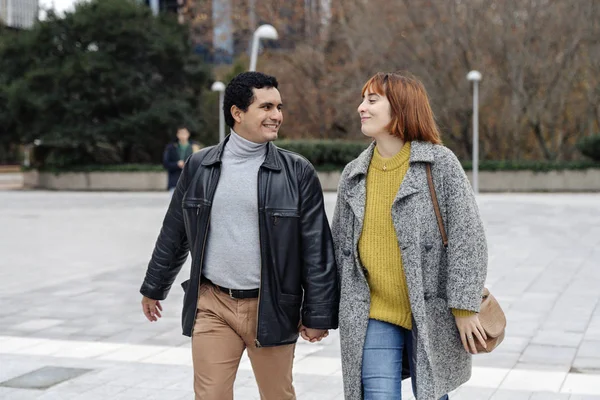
[426, 164, 448, 248]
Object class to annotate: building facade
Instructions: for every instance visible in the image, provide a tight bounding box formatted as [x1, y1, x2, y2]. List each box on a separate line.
[181, 0, 331, 64]
[0, 0, 38, 29]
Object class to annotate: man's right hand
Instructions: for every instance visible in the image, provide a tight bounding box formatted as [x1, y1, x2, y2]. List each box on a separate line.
[141, 296, 163, 322]
[177, 160, 185, 169]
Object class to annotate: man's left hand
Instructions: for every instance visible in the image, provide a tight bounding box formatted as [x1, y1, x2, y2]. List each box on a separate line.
[299, 325, 328, 343]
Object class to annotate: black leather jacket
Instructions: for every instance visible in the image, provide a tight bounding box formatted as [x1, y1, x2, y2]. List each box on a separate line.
[140, 137, 339, 346]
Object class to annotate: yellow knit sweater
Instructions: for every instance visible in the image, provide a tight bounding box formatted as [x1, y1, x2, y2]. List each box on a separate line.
[359, 143, 473, 330]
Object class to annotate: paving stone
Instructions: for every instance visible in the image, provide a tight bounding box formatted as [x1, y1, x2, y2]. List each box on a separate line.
[0, 366, 92, 390]
[571, 357, 600, 374]
[451, 387, 495, 400]
[578, 341, 600, 359]
[531, 331, 584, 348]
[530, 392, 571, 399]
[519, 345, 577, 366]
[11, 319, 65, 332]
[490, 389, 534, 400]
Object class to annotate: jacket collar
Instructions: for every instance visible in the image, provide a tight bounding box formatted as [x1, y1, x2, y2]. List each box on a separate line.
[201, 134, 282, 171]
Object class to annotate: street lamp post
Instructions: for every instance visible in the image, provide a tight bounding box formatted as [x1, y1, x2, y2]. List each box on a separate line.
[149, 0, 159, 15]
[249, 24, 279, 71]
[467, 70, 482, 195]
[211, 81, 226, 143]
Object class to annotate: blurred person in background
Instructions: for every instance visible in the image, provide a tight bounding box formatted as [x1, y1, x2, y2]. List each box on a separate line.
[163, 126, 202, 191]
[332, 72, 488, 400]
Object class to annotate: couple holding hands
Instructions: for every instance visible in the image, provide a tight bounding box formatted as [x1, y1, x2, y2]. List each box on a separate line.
[140, 71, 488, 400]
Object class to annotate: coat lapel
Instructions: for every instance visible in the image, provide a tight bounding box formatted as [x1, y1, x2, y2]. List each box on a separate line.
[393, 166, 421, 203]
[391, 141, 437, 274]
[344, 142, 374, 226]
[392, 140, 435, 206]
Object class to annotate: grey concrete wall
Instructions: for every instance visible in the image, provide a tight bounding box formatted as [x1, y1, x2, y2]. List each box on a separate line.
[22, 169, 600, 192]
[24, 171, 167, 191]
[465, 169, 600, 192]
[0, 172, 24, 189]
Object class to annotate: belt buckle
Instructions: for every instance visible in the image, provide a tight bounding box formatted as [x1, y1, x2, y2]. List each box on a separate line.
[229, 288, 234, 299]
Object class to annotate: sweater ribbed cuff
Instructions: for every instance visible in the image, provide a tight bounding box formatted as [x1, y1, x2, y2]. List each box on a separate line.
[452, 308, 476, 317]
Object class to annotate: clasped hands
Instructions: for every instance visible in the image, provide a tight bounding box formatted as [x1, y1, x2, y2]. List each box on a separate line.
[299, 324, 328, 343]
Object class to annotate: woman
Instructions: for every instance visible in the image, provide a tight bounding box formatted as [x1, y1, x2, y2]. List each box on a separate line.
[332, 72, 488, 400]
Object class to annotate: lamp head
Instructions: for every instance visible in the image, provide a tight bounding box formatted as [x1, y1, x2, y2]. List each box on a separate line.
[255, 24, 278, 40]
[467, 70, 482, 82]
[211, 81, 225, 92]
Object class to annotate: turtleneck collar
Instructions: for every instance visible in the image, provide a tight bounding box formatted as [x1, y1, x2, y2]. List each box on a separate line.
[226, 130, 267, 159]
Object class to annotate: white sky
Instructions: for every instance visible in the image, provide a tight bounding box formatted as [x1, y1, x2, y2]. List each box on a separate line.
[38, 0, 88, 14]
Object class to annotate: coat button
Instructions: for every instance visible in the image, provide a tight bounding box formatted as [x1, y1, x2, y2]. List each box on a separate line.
[424, 242, 433, 251]
[343, 248, 351, 256]
[424, 292, 432, 300]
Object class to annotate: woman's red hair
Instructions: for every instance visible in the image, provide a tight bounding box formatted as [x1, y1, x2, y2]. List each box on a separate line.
[361, 72, 442, 144]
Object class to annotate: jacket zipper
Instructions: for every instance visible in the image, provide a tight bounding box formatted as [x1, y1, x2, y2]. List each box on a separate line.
[255, 169, 263, 348]
[189, 166, 221, 335]
[190, 214, 210, 335]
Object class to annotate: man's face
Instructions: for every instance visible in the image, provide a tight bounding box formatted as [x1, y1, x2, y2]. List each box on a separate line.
[232, 87, 283, 143]
[176, 128, 190, 143]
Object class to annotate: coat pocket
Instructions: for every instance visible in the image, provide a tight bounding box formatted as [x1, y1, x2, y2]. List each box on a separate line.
[424, 297, 470, 379]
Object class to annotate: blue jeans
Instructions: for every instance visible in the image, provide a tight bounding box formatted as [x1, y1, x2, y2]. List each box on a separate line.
[362, 319, 449, 400]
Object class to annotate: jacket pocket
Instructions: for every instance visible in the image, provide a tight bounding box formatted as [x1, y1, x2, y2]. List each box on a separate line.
[279, 292, 302, 306]
[181, 279, 190, 293]
[183, 198, 209, 215]
[268, 209, 300, 226]
[265, 209, 302, 295]
[183, 197, 211, 207]
[279, 293, 302, 332]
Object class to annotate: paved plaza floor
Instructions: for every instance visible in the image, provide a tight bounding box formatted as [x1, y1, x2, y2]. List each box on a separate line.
[1, 190, 599, 400]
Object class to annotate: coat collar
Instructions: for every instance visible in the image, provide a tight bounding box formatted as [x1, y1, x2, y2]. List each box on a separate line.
[345, 140, 436, 223]
[346, 140, 436, 181]
[201, 134, 282, 171]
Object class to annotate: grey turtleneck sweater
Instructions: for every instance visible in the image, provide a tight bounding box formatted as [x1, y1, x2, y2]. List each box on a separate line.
[202, 131, 267, 290]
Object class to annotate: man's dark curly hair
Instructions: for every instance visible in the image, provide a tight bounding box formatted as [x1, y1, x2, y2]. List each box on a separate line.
[223, 72, 279, 129]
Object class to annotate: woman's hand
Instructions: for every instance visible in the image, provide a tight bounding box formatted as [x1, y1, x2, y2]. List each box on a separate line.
[454, 313, 487, 354]
[299, 325, 329, 343]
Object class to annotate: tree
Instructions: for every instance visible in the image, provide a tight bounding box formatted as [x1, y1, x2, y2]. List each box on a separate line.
[259, 0, 600, 161]
[0, 0, 210, 168]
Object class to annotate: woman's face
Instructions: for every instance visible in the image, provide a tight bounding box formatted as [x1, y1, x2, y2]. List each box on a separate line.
[357, 89, 392, 139]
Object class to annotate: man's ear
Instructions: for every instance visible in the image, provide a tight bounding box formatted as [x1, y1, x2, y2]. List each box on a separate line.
[231, 105, 243, 124]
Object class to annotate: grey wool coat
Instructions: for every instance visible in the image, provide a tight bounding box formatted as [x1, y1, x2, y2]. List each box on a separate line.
[331, 141, 488, 400]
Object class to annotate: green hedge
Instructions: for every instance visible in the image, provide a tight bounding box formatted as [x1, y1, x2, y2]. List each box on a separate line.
[462, 160, 600, 172]
[26, 140, 600, 173]
[28, 164, 165, 173]
[576, 135, 600, 162]
[275, 140, 369, 171]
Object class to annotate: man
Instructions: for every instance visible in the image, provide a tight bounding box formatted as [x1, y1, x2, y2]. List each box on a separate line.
[140, 72, 339, 400]
[162, 126, 201, 191]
